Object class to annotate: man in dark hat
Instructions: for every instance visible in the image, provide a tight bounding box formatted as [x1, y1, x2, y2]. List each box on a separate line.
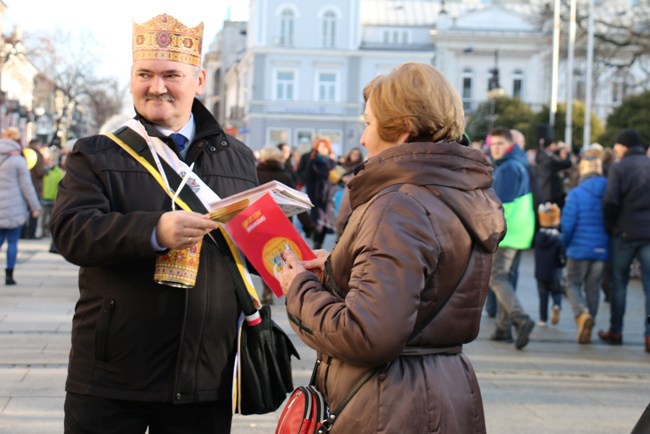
[598, 129, 650, 353]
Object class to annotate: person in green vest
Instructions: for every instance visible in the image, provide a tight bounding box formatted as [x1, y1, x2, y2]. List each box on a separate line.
[41, 156, 64, 237]
[488, 127, 536, 350]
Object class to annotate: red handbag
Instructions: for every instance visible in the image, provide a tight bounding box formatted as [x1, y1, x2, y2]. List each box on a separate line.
[275, 361, 377, 434]
[275, 385, 327, 434]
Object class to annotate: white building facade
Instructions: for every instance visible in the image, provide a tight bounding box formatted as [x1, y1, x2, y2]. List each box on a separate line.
[205, 0, 646, 154]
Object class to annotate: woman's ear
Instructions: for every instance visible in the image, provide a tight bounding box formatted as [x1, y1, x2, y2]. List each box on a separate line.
[398, 131, 411, 144]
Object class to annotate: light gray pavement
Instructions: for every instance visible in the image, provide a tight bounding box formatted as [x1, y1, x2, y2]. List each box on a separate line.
[1, 237, 649, 433]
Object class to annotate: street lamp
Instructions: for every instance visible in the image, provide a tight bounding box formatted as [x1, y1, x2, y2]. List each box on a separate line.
[487, 49, 503, 131]
[488, 50, 500, 91]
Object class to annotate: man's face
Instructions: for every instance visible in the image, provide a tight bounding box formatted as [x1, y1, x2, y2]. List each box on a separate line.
[613, 143, 627, 161]
[489, 135, 512, 161]
[130, 59, 206, 131]
[280, 145, 291, 161]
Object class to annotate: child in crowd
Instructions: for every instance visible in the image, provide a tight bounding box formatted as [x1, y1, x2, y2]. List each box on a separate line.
[534, 203, 565, 327]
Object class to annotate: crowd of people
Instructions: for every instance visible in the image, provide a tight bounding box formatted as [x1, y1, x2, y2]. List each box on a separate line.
[2, 10, 648, 434]
[480, 126, 650, 353]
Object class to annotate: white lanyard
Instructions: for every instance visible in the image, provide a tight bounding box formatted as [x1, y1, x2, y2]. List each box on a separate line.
[130, 120, 176, 201]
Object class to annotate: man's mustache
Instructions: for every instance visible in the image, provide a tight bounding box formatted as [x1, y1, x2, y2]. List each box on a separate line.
[145, 94, 174, 102]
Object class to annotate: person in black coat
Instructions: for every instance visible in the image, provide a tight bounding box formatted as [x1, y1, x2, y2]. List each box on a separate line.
[50, 14, 259, 433]
[304, 138, 338, 249]
[535, 141, 572, 209]
[599, 129, 650, 352]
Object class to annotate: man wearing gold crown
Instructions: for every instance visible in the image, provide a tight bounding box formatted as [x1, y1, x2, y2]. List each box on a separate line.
[50, 13, 258, 433]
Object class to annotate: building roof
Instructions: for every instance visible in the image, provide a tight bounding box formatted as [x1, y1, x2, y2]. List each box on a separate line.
[361, 1, 538, 31]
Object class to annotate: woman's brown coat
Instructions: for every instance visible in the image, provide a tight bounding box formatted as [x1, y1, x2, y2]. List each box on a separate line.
[286, 141, 505, 433]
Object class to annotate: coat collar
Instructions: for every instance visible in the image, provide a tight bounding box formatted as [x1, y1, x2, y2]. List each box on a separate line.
[348, 140, 493, 210]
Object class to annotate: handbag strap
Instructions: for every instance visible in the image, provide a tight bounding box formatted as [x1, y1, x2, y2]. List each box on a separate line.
[311, 359, 379, 433]
[407, 242, 475, 342]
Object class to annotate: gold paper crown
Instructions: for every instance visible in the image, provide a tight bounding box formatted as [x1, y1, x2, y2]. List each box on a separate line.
[133, 14, 204, 67]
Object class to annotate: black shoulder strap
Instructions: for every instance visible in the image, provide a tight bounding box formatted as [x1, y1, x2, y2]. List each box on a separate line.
[407, 243, 475, 342]
[112, 126, 257, 316]
[407, 184, 479, 342]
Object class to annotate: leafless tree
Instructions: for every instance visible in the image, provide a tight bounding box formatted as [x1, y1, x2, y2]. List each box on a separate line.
[22, 29, 126, 138]
[532, 0, 650, 87]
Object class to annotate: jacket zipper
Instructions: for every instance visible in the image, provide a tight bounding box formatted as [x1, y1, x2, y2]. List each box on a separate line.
[95, 298, 115, 362]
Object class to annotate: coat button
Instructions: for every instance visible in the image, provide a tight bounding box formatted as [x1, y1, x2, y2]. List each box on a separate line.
[176, 393, 182, 400]
[220, 140, 228, 147]
[209, 146, 217, 152]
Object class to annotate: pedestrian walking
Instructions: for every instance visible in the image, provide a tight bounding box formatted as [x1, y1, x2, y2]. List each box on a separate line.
[304, 138, 338, 249]
[487, 127, 537, 350]
[0, 136, 41, 285]
[561, 154, 608, 344]
[599, 129, 650, 352]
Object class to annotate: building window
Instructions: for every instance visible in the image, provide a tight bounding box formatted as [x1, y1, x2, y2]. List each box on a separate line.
[612, 71, 630, 104]
[612, 80, 628, 104]
[274, 70, 296, 101]
[462, 69, 473, 112]
[267, 128, 291, 147]
[213, 70, 221, 95]
[317, 72, 338, 102]
[512, 70, 524, 99]
[295, 129, 315, 153]
[381, 29, 409, 45]
[318, 130, 343, 156]
[322, 10, 336, 48]
[280, 8, 295, 46]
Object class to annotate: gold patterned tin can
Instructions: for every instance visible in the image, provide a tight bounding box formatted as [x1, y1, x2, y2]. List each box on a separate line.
[154, 240, 202, 288]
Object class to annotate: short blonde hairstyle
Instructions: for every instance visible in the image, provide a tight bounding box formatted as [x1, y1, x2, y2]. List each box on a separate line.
[259, 145, 284, 164]
[1, 127, 21, 141]
[579, 155, 603, 177]
[363, 62, 465, 143]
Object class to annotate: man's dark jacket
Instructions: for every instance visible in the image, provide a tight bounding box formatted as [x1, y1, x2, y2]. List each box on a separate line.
[603, 146, 650, 240]
[50, 100, 258, 404]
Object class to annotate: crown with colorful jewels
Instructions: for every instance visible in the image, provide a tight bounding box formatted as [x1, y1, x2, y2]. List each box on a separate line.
[132, 14, 203, 67]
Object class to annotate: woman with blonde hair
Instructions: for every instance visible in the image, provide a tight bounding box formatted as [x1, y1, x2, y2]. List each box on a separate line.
[277, 62, 505, 433]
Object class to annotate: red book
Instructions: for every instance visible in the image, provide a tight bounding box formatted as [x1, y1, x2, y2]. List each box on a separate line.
[225, 193, 316, 297]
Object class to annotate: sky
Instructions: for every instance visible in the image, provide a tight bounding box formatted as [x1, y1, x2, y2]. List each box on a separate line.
[3, 0, 250, 83]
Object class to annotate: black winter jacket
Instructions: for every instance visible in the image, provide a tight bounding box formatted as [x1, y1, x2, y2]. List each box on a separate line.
[535, 149, 572, 204]
[603, 147, 650, 240]
[50, 99, 258, 404]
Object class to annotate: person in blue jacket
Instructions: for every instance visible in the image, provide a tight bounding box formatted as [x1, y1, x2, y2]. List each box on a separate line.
[561, 153, 609, 344]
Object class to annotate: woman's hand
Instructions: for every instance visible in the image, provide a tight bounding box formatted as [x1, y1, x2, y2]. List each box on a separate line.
[277, 249, 330, 295]
[301, 249, 329, 282]
[277, 249, 306, 295]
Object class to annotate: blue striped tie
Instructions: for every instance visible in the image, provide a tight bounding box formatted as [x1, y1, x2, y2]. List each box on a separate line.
[170, 133, 188, 152]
